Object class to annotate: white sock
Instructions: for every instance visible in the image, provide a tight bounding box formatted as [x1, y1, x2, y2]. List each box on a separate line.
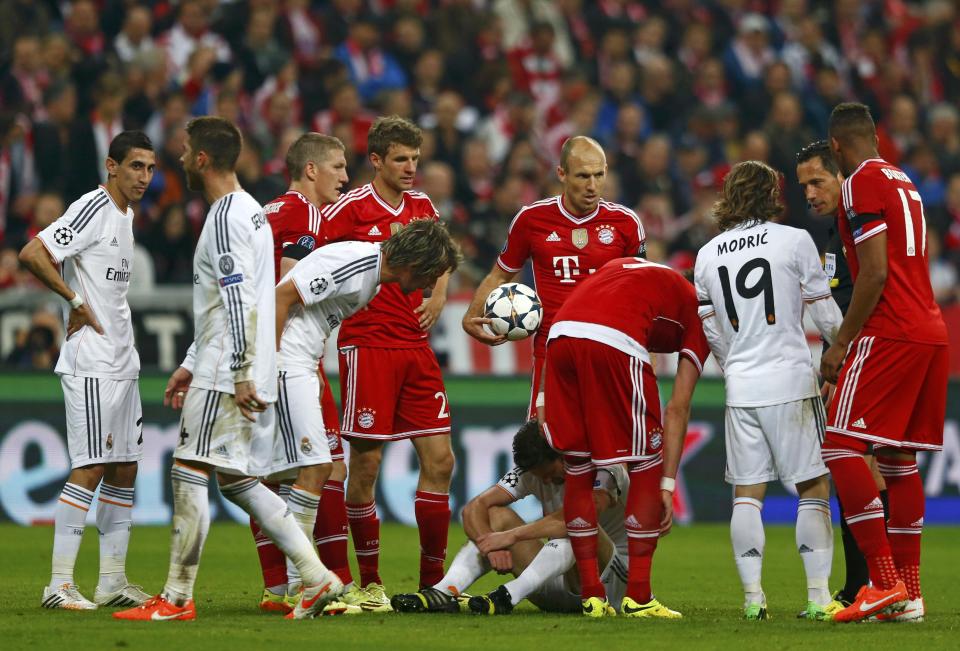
[96, 483, 135, 593]
[797, 497, 833, 606]
[432, 540, 489, 595]
[731, 497, 765, 606]
[503, 539, 575, 605]
[221, 478, 330, 587]
[50, 483, 94, 589]
[162, 465, 210, 606]
[284, 485, 320, 588]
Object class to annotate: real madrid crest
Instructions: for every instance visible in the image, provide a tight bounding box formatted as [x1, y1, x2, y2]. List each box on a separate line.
[301, 437, 313, 454]
[596, 224, 615, 245]
[357, 407, 376, 429]
[571, 228, 589, 249]
[105, 433, 113, 450]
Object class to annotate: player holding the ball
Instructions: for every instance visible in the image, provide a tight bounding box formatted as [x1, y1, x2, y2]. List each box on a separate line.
[462, 136, 646, 418]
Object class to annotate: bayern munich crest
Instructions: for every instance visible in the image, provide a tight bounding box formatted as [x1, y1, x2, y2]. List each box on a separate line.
[596, 224, 615, 245]
[326, 432, 339, 450]
[649, 429, 663, 450]
[357, 407, 376, 429]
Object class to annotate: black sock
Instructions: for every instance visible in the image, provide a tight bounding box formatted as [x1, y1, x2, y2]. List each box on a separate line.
[836, 492, 870, 600]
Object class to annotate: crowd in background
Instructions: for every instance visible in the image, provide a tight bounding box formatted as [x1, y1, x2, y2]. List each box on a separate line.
[2, 0, 960, 367]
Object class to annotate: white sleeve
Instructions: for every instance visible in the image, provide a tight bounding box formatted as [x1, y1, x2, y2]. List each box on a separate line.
[36, 193, 108, 263]
[795, 231, 842, 344]
[495, 467, 525, 501]
[694, 255, 730, 370]
[805, 296, 843, 345]
[290, 251, 337, 307]
[210, 209, 259, 384]
[181, 341, 197, 373]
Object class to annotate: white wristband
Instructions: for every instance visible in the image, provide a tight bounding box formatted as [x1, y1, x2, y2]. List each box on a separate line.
[660, 476, 676, 492]
[68, 294, 84, 309]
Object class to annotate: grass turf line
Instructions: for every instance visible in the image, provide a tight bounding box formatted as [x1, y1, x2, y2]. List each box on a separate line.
[1, 523, 957, 649]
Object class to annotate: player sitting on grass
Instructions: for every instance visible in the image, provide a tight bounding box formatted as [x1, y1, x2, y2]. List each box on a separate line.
[391, 419, 628, 615]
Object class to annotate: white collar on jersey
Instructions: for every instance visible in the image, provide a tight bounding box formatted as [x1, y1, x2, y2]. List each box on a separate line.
[556, 195, 600, 225]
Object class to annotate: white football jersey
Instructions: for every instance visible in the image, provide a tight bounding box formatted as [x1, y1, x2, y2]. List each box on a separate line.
[182, 191, 277, 400]
[37, 187, 139, 379]
[496, 464, 628, 553]
[278, 241, 382, 374]
[694, 222, 833, 407]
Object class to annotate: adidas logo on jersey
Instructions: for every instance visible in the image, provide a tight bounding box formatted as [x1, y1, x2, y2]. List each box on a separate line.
[852, 417, 867, 428]
[865, 497, 884, 511]
[367, 225, 382, 236]
[110, 237, 119, 247]
[546, 231, 561, 242]
[566, 517, 592, 529]
[740, 548, 762, 558]
[911, 518, 924, 527]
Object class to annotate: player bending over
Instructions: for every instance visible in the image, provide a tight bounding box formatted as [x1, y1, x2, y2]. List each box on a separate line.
[694, 160, 844, 621]
[391, 420, 628, 615]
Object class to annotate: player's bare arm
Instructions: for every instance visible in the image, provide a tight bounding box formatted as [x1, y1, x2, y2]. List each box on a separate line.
[820, 231, 888, 384]
[416, 270, 450, 331]
[462, 263, 515, 345]
[477, 489, 615, 554]
[660, 357, 701, 533]
[274, 279, 302, 351]
[462, 484, 517, 572]
[18, 238, 104, 336]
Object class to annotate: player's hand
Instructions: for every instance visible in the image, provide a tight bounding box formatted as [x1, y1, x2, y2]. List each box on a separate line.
[659, 490, 674, 537]
[415, 294, 445, 331]
[163, 367, 193, 409]
[486, 549, 513, 574]
[477, 531, 516, 554]
[235, 381, 267, 422]
[67, 304, 104, 337]
[462, 316, 507, 346]
[820, 380, 836, 408]
[819, 341, 847, 385]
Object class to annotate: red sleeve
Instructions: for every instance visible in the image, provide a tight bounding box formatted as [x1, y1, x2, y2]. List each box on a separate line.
[842, 168, 887, 245]
[319, 201, 355, 244]
[626, 210, 646, 256]
[276, 201, 320, 250]
[496, 208, 531, 273]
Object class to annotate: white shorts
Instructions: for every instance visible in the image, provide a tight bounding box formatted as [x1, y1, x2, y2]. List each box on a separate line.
[174, 386, 276, 476]
[266, 371, 335, 479]
[61, 375, 142, 468]
[724, 397, 828, 486]
[526, 545, 627, 613]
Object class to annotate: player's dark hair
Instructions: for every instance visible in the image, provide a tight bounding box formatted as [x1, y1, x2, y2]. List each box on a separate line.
[713, 160, 783, 232]
[559, 136, 605, 172]
[108, 130, 154, 165]
[286, 132, 346, 180]
[367, 115, 422, 158]
[381, 219, 462, 279]
[828, 102, 876, 145]
[185, 116, 242, 171]
[796, 140, 839, 175]
[512, 419, 559, 471]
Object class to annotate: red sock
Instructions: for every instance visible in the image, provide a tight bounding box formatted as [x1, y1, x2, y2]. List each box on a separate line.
[625, 460, 662, 603]
[823, 439, 899, 589]
[414, 490, 451, 589]
[346, 501, 381, 586]
[314, 480, 353, 585]
[563, 459, 604, 600]
[877, 455, 924, 599]
[250, 483, 286, 589]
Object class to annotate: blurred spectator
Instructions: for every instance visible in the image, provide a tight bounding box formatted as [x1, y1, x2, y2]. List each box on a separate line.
[65, 0, 105, 59]
[507, 21, 565, 112]
[113, 5, 155, 64]
[333, 14, 407, 104]
[25, 191, 63, 241]
[5, 308, 60, 369]
[724, 13, 776, 96]
[33, 81, 77, 196]
[159, 0, 232, 80]
[1, 35, 48, 120]
[312, 82, 375, 160]
[928, 228, 958, 305]
[0, 111, 38, 246]
[142, 204, 195, 285]
[0, 0, 53, 63]
[65, 72, 126, 203]
[236, 5, 290, 93]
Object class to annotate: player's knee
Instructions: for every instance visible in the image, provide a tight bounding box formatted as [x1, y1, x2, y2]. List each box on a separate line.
[795, 474, 830, 500]
[421, 448, 455, 483]
[104, 461, 138, 486]
[70, 464, 106, 489]
[329, 459, 348, 482]
[348, 448, 382, 484]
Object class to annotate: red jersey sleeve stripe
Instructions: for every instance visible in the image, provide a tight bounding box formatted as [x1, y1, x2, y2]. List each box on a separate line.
[496, 257, 524, 273]
[852, 222, 887, 245]
[320, 186, 371, 221]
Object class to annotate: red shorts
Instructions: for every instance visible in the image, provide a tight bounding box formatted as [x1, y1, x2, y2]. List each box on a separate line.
[542, 337, 663, 466]
[338, 345, 451, 441]
[827, 336, 947, 451]
[319, 366, 344, 461]
[527, 355, 545, 420]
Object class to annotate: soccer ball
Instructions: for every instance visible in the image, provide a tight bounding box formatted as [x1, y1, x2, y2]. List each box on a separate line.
[484, 282, 542, 341]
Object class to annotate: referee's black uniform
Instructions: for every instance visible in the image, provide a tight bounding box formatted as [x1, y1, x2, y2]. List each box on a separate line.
[824, 215, 853, 312]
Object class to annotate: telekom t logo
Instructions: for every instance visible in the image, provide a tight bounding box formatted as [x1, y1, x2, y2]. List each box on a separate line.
[553, 256, 581, 283]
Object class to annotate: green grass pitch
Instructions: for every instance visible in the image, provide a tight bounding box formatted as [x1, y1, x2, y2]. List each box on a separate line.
[2, 523, 957, 649]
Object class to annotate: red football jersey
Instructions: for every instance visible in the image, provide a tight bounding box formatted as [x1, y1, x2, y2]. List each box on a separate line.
[839, 158, 947, 344]
[265, 190, 323, 281]
[497, 196, 646, 359]
[320, 183, 439, 348]
[552, 257, 710, 372]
